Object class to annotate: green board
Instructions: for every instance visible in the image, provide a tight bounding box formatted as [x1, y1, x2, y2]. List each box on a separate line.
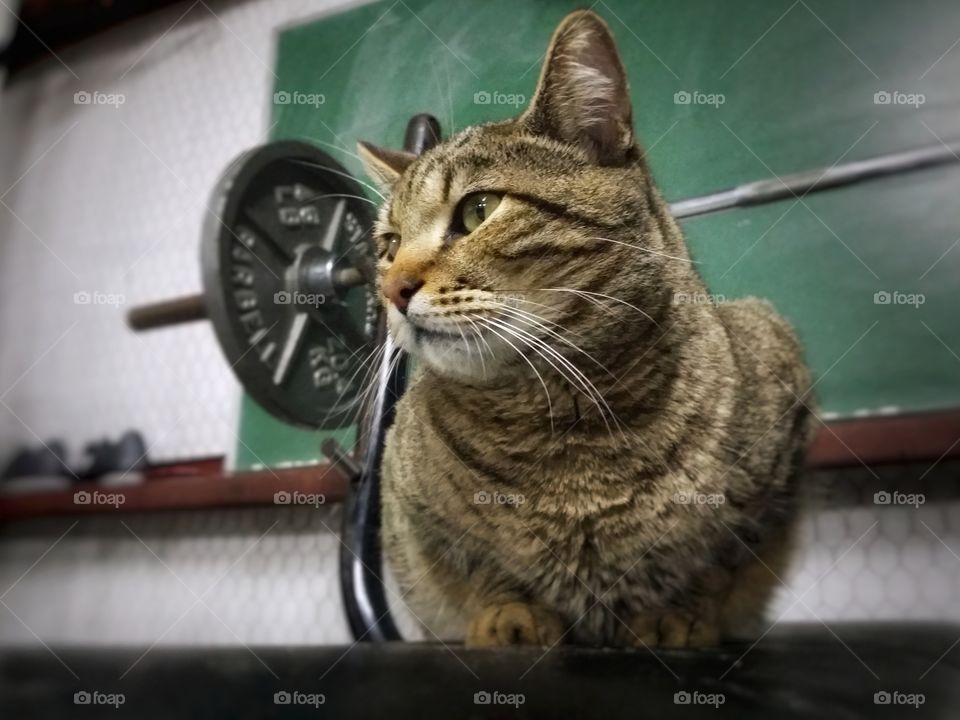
[234, 0, 960, 469]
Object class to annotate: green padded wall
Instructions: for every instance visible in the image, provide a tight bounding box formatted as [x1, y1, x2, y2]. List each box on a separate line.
[235, 0, 960, 469]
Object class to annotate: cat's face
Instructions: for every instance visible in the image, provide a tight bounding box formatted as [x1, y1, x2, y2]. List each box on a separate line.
[359, 10, 681, 382]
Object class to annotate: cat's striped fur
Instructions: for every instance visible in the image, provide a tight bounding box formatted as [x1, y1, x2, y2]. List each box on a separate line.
[359, 10, 814, 647]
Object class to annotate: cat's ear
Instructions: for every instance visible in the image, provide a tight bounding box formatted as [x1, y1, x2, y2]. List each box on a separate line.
[521, 10, 635, 166]
[356, 141, 416, 189]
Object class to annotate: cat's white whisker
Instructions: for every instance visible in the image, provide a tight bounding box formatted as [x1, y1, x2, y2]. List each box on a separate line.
[494, 293, 580, 325]
[291, 159, 387, 202]
[300, 137, 368, 165]
[492, 315, 624, 428]
[542, 287, 660, 326]
[461, 316, 493, 380]
[484, 317, 621, 438]
[455, 323, 475, 367]
[316, 339, 384, 428]
[489, 300, 585, 338]
[489, 318, 622, 440]
[348, 341, 390, 427]
[311, 192, 379, 207]
[538, 287, 618, 318]
[490, 310, 623, 412]
[587, 235, 698, 264]
[489, 303, 615, 379]
[478, 318, 556, 433]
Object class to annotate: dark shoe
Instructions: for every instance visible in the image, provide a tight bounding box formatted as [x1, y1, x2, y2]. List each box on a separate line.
[1, 440, 70, 480]
[76, 431, 148, 481]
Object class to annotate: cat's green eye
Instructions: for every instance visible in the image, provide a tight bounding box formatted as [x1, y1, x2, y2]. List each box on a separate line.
[459, 193, 502, 234]
[383, 234, 401, 261]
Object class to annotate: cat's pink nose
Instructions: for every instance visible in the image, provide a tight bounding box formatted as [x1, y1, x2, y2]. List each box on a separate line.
[384, 274, 424, 314]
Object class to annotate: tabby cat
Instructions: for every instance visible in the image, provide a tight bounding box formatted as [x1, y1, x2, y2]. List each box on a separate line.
[358, 9, 814, 648]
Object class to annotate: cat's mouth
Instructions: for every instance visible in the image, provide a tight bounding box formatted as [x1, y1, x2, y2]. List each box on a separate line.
[407, 320, 465, 345]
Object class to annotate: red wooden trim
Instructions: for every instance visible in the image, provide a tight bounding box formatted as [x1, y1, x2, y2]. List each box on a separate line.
[0, 464, 348, 520]
[3, 410, 959, 521]
[807, 409, 960, 469]
[145, 457, 224, 479]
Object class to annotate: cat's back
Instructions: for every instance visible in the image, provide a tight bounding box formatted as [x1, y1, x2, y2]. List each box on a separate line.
[716, 297, 810, 402]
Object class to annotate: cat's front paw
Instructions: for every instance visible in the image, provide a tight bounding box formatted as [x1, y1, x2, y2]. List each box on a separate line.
[627, 607, 720, 649]
[465, 602, 565, 648]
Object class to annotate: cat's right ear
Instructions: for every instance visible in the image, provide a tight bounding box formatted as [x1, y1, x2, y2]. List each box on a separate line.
[357, 142, 416, 190]
[521, 10, 636, 166]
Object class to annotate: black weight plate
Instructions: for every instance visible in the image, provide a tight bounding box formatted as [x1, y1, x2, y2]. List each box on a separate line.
[201, 141, 379, 429]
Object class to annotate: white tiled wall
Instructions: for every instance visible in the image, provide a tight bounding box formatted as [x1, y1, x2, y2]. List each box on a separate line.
[778, 477, 960, 624]
[0, 506, 351, 646]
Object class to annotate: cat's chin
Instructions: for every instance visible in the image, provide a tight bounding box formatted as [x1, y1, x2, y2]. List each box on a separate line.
[409, 332, 501, 383]
[419, 346, 496, 382]
[388, 313, 503, 383]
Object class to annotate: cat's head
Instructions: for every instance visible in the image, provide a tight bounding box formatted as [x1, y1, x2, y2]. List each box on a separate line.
[359, 10, 685, 383]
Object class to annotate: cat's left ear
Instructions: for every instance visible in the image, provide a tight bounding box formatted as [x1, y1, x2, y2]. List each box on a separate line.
[356, 141, 416, 190]
[521, 10, 635, 166]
